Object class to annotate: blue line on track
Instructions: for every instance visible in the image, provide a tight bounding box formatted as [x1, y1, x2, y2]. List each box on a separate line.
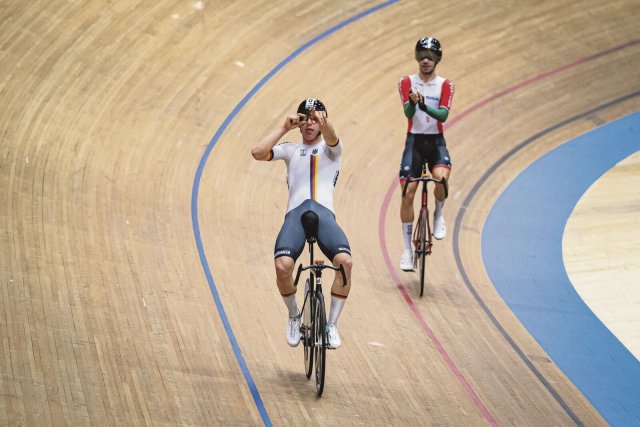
[190, 1, 399, 425]
[483, 111, 640, 426]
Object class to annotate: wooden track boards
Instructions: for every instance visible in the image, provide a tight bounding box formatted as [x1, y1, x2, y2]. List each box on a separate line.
[1, 0, 638, 425]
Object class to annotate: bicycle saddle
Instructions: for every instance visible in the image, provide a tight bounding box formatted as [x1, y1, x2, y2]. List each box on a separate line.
[301, 210, 319, 241]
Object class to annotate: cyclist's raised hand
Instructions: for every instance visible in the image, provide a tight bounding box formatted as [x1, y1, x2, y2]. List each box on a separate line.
[312, 109, 338, 146]
[309, 108, 327, 126]
[284, 114, 304, 131]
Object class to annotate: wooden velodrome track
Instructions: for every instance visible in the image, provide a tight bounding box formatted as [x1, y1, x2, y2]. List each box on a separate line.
[1, 0, 639, 425]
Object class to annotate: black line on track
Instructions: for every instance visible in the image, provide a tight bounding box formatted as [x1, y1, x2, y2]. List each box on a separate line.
[452, 90, 640, 427]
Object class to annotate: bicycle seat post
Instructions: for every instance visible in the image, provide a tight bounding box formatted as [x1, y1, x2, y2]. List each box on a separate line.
[308, 239, 314, 272]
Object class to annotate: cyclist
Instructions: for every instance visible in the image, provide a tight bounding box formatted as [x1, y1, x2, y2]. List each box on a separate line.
[397, 36, 454, 271]
[251, 98, 352, 349]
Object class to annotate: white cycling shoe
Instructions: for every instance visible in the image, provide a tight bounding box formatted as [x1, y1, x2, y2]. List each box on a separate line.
[400, 248, 414, 271]
[286, 314, 301, 347]
[327, 324, 342, 349]
[433, 215, 447, 240]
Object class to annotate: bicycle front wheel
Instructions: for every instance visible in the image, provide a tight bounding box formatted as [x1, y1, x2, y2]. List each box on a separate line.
[419, 208, 427, 297]
[303, 279, 313, 379]
[314, 290, 326, 396]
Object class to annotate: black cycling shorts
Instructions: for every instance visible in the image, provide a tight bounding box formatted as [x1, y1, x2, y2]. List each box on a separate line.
[274, 199, 351, 262]
[399, 133, 452, 179]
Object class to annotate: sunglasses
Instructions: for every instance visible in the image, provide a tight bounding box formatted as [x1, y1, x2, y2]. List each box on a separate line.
[415, 51, 440, 62]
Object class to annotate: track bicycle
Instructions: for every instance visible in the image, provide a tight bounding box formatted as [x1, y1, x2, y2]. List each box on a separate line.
[402, 169, 448, 297]
[293, 210, 346, 396]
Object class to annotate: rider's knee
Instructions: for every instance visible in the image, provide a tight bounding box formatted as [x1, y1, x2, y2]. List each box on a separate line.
[402, 189, 415, 200]
[274, 256, 294, 278]
[333, 252, 352, 272]
[401, 185, 417, 202]
[432, 166, 450, 180]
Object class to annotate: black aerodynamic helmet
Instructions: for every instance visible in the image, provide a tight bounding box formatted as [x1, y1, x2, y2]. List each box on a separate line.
[415, 36, 442, 61]
[297, 98, 327, 116]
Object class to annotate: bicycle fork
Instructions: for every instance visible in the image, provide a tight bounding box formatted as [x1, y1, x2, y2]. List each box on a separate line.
[299, 271, 325, 348]
[307, 269, 325, 348]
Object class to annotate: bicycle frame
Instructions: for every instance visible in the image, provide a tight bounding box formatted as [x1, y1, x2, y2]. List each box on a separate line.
[294, 242, 347, 342]
[293, 227, 347, 310]
[402, 173, 448, 249]
[402, 173, 448, 296]
[292, 211, 346, 396]
[416, 179, 433, 257]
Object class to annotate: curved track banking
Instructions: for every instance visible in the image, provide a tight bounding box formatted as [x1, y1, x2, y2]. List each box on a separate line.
[482, 111, 640, 426]
[379, 43, 639, 426]
[2, 0, 639, 425]
[191, 2, 399, 424]
[201, 10, 640, 427]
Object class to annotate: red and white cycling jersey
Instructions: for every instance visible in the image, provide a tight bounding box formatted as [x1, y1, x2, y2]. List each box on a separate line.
[398, 74, 454, 134]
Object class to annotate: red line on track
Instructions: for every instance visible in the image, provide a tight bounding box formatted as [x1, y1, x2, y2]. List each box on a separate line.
[378, 182, 499, 425]
[377, 38, 639, 426]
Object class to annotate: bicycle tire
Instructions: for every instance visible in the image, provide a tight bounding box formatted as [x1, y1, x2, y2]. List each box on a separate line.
[303, 279, 313, 379]
[413, 211, 422, 271]
[314, 290, 326, 396]
[419, 207, 427, 297]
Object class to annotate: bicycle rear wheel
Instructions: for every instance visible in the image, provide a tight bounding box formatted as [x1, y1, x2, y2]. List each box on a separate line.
[314, 290, 326, 396]
[418, 208, 427, 297]
[303, 279, 313, 379]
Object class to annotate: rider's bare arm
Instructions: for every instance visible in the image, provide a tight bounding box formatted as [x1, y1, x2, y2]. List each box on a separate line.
[313, 110, 339, 147]
[251, 115, 301, 161]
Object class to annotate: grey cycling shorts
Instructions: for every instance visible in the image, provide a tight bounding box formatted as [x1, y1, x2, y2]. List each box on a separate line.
[274, 199, 351, 262]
